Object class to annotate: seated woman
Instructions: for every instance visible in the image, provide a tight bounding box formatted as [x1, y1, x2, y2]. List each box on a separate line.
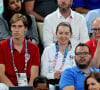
[41, 22, 76, 85]
[0, 0, 39, 45]
[84, 72, 100, 90]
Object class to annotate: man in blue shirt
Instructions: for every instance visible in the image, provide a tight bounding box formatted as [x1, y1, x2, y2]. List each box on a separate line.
[72, 0, 100, 14]
[59, 43, 100, 90]
[86, 9, 100, 36]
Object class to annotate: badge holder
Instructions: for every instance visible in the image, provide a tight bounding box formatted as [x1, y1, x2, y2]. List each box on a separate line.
[16, 73, 28, 86]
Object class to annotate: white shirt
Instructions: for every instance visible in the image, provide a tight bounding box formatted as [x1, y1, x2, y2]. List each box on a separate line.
[0, 83, 9, 90]
[43, 8, 89, 48]
[41, 44, 76, 79]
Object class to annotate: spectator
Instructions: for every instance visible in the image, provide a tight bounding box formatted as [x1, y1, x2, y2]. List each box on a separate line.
[59, 43, 100, 90]
[43, 0, 89, 48]
[0, 13, 40, 86]
[24, 0, 57, 22]
[84, 72, 100, 90]
[0, 0, 39, 45]
[86, 17, 100, 60]
[86, 9, 100, 36]
[41, 22, 76, 86]
[33, 76, 49, 90]
[72, 0, 100, 14]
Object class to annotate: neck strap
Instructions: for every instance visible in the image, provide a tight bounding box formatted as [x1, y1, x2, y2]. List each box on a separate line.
[10, 38, 28, 73]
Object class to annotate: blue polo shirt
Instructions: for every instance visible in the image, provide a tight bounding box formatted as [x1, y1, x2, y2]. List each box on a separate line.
[72, 0, 100, 10]
[86, 9, 100, 33]
[59, 67, 100, 90]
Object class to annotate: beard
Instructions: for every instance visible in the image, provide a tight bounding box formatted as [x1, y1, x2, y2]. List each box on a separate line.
[58, 4, 72, 13]
[75, 58, 91, 69]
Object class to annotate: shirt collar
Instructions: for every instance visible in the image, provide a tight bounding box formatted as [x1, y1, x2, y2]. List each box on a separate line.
[75, 66, 95, 75]
[12, 39, 26, 53]
[57, 8, 74, 19]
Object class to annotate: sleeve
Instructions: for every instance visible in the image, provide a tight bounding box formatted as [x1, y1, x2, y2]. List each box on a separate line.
[79, 15, 90, 43]
[41, 48, 55, 79]
[43, 17, 54, 48]
[72, 0, 85, 8]
[26, 15, 39, 45]
[59, 69, 75, 89]
[0, 43, 5, 64]
[0, 16, 10, 41]
[32, 45, 40, 66]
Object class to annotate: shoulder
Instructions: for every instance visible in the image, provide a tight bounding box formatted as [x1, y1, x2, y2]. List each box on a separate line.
[0, 38, 10, 49]
[44, 44, 56, 52]
[90, 67, 100, 72]
[62, 67, 77, 76]
[0, 38, 10, 44]
[71, 10, 85, 20]
[27, 40, 39, 50]
[85, 39, 94, 47]
[45, 10, 57, 21]
[0, 15, 6, 22]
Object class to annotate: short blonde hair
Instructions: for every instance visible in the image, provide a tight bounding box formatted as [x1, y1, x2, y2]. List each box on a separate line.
[10, 13, 28, 27]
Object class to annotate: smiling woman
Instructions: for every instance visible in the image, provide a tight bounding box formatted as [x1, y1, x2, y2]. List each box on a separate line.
[41, 22, 76, 90]
[84, 72, 100, 90]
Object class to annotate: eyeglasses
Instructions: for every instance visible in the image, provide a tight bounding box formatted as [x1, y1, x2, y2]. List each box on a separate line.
[92, 28, 100, 33]
[75, 52, 90, 56]
[11, 25, 24, 29]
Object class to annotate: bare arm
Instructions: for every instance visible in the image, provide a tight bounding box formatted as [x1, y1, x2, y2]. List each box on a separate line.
[0, 64, 14, 87]
[28, 65, 39, 86]
[75, 7, 90, 14]
[63, 86, 75, 90]
[24, 1, 44, 21]
[90, 39, 100, 68]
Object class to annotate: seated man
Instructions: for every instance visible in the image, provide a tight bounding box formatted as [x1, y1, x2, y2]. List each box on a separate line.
[59, 43, 100, 90]
[86, 17, 100, 60]
[72, 0, 100, 14]
[0, 13, 40, 86]
[86, 9, 100, 36]
[33, 76, 49, 90]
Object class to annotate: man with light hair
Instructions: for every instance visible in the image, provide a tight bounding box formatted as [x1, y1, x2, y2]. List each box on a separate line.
[0, 13, 40, 86]
[86, 17, 100, 68]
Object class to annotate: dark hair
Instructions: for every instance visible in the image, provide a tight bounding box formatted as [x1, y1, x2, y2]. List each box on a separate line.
[33, 76, 49, 88]
[56, 22, 72, 33]
[75, 43, 90, 54]
[84, 72, 100, 90]
[3, 0, 32, 30]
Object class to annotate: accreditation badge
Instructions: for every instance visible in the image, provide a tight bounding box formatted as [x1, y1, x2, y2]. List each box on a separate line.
[16, 73, 28, 86]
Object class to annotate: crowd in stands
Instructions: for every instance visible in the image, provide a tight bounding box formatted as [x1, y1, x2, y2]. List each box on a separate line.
[0, 0, 100, 90]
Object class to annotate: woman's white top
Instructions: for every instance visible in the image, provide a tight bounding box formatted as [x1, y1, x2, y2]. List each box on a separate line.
[41, 44, 76, 79]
